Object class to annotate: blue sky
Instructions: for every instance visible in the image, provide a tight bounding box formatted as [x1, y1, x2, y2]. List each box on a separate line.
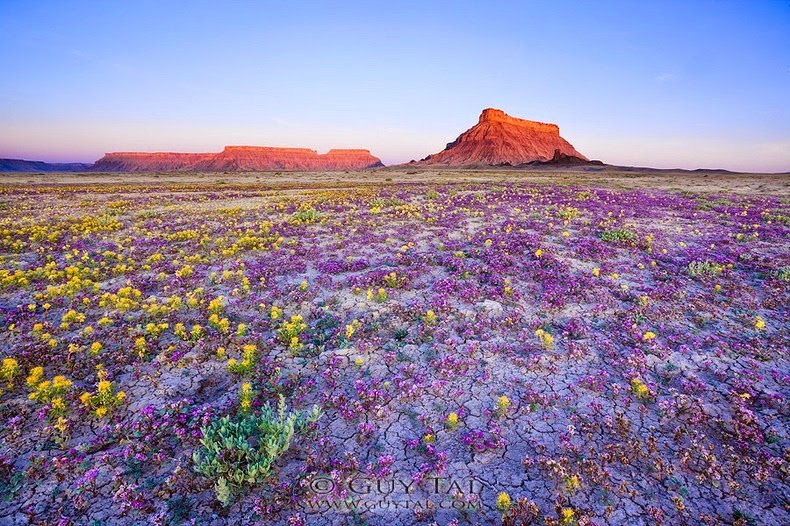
[1, 0, 788, 171]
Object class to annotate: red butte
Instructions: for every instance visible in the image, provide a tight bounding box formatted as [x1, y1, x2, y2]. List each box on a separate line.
[417, 108, 587, 166]
[93, 146, 383, 172]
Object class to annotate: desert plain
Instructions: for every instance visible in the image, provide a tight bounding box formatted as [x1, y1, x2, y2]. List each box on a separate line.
[0, 168, 787, 525]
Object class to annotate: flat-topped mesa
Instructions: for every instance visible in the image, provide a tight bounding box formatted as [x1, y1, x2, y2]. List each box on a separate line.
[92, 145, 383, 172]
[93, 152, 215, 172]
[418, 108, 588, 166]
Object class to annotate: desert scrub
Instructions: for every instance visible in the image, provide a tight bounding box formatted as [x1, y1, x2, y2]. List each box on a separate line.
[192, 395, 321, 506]
[687, 260, 724, 277]
[600, 228, 637, 244]
[289, 207, 321, 225]
[556, 206, 580, 220]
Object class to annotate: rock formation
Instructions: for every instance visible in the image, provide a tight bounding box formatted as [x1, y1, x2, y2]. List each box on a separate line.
[92, 152, 215, 172]
[417, 108, 588, 166]
[92, 146, 383, 172]
[0, 158, 92, 172]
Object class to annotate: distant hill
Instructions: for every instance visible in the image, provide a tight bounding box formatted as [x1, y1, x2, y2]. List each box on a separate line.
[0, 158, 93, 172]
[92, 146, 383, 172]
[412, 108, 591, 167]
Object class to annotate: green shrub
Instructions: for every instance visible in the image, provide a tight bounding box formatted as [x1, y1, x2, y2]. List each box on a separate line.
[600, 228, 637, 244]
[289, 207, 321, 225]
[687, 260, 724, 277]
[192, 395, 321, 506]
[556, 206, 580, 220]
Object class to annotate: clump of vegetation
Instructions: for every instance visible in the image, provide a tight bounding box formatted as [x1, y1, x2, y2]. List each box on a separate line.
[556, 206, 580, 220]
[687, 260, 724, 277]
[192, 395, 321, 506]
[600, 228, 637, 244]
[289, 207, 321, 225]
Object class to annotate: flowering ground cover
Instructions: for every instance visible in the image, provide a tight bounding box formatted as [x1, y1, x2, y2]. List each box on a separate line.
[0, 178, 787, 525]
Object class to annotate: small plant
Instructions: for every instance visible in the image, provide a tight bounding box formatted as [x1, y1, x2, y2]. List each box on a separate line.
[28, 369, 73, 405]
[345, 319, 362, 340]
[289, 207, 321, 225]
[228, 344, 257, 375]
[564, 474, 581, 491]
[422, 310, 438, 326]
[278, 315, 307, 353]
[502, 498, 540, 526]
[495, 491, 512, 512]
[535, 329, 554, 350]
[560, 507, 576, 525]
[630, 378, 652, 401]
[366, 288, 388, 303]
[383, 271, 405, 288]
[192, 395, 321, 506]
[556, 206, 580, 220]
[601, 228, 637, 244]
[0, 357, 19, 394]
[238, 382, 254, 414]
[80, 367, 126, 417]
[687, 260, 724, 277]
[496, 395, 511, 417]
[445, 412, 460, 431]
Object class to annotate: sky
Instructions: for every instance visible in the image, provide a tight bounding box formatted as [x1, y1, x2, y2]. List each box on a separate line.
[0, 0, 788, 172]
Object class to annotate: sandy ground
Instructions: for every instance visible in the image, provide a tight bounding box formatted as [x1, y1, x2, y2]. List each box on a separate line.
[0, 168, 787, 196]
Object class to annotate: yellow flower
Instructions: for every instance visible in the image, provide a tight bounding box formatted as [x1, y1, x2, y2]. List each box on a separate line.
[534, 249, 543, 258]
[565, 475, 580, 491]
[52, 376, 72, 390]
[446, 412, 460, 431]
[495, 491, 512, 511]
[80, 392, 92, 405]
[423, 433, 435, 443]
[97, 380, 112, 394]
[560, 508, 575, 525]
[592, 268, 600, 277]
[51, 397, 66, 413]
[643, 331, 656, 341]
[496, 395, 511, 416]
[754, 316, 766, 330]
[354, 357, 364, 367]
[631, 378, 651, 400]
[95, 406, 108, 418]
[1, 357, 19, 387]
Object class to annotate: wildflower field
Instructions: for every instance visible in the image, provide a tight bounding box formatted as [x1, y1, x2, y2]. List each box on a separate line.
[0, 175, 787, 525]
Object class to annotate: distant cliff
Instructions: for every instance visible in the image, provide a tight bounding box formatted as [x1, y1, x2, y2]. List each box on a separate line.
[0, 158, 92, 172]
[93, 146, 383, 172]
[416, 108, 588, 166]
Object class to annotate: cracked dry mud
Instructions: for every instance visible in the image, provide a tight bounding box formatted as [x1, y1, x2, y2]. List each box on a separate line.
[0, 172, 787, 525]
